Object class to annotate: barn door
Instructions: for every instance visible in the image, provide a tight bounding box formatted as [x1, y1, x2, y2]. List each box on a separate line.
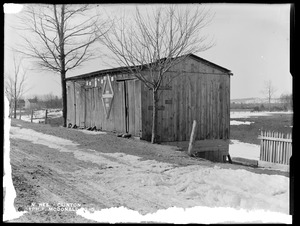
[117, 79, 140, 135]
[117, 80, 131, 134]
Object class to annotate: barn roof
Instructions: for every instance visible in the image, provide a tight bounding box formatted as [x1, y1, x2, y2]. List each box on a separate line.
[27, 98, 38, 103]
[66, 54, 232, 81]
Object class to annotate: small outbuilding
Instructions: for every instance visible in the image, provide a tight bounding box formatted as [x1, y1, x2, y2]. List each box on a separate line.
[25, 98, 38, 109]
[66, 54, 232, 161]
[17, 99, 26, 109]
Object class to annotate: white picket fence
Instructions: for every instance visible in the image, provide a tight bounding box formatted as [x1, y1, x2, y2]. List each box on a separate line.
[258, 131, 292, 165]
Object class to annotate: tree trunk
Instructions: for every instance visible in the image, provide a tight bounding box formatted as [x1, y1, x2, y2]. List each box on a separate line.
[61, 72, 67, 127]
[151, 89, 159, 144]
[59, 5, 67, 127]
[13, 98, 17, 118]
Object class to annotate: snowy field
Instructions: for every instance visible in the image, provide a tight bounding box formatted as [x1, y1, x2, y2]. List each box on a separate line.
[17, 109, 62, 123]
[230, 110, 293, 119]
[229, 110, 293, 161]
[8, 126, 291, 223]
[230, 120, 254, 125]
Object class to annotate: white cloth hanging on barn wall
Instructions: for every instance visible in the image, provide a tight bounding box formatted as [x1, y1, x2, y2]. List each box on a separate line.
[101, 75, 114, 119]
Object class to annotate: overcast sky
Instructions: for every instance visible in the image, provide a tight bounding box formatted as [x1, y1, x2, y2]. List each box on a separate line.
[4, 3, 292, 99]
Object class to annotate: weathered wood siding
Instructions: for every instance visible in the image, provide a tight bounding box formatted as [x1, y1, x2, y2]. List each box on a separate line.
[140, 57, 230, 142]
[66, 81, 75, 125]
[75, 82, 85, 127]
[66, 74, 142, 136]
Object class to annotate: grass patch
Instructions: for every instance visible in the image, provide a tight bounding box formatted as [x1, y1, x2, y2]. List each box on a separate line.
[46, 117, 64, 127]
[230, 113, 293, 145]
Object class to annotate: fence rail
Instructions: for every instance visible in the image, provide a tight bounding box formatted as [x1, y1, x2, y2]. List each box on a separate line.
[258, 131, 292, 165]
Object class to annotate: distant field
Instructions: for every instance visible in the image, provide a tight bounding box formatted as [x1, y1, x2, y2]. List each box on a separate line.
[230, 111, 293, 145]
[15, 108, 293, 146]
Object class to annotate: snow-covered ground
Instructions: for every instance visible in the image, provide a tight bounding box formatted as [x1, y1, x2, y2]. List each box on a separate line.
[230, 120, 254, 125]
[229, 110, 292, 161]
[229, 140, 260, 161]
[8, 126, 291, 223]
[230, 110, 293, 119]
[17, 109, 62, 123]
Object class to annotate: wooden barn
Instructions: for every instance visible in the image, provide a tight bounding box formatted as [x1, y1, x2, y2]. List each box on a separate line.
[66, 54, 232, 161]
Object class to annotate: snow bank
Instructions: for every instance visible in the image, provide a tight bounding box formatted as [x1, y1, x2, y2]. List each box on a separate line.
[229, 140, 260, 160]
[230, 120, 254, 125]
[9, 126, 290, 223]
[77, 206, 291, 224]
[230, 111, 293, 119]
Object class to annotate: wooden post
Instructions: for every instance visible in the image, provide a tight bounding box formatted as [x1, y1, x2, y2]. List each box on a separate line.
[45, 109, 48, 124]
[19, 108, 21, 120]
[187, 120, 197, 156]
[31, 110, 34, 123]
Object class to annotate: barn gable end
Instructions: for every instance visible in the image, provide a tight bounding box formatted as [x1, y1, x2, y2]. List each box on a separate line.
[139, 55, 231, 142]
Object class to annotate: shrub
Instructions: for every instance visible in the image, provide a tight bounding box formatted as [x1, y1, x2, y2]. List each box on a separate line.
[260, 104, 266, 111]
[270, 106, 285, 112]
[252, 106, 260, 112]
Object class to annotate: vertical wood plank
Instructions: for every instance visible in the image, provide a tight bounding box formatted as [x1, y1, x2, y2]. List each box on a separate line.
[219, 77, 223, 139]
[129, 80, 135, 135]
[176, 76, 181, 141]
[180, 73, 186, 141]
[187, 75, 192, 140]
[196, 73, 201, 139]
[201, 75, 205, 139]
[135, 80, 141, 137]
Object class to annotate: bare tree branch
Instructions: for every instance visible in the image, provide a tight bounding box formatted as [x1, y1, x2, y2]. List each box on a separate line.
[4, 53, 28, 118]
[99, 4, 214, 143]
[13, 4, 110, 126]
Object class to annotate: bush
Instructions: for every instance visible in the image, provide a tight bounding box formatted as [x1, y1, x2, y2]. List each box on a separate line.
[270, 106, 285, 112]
[259, 104, 266, 111]
[251, 104, 266, 112]
[251, 106, 260, 112]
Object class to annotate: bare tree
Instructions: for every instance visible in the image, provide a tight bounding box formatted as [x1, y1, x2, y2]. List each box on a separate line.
[280, 93, 292, 110]
[15, 4, 109, 127]
[262, 80, 277, 111]
[5, 54, 28, 118]
[100, 5, 214, 143]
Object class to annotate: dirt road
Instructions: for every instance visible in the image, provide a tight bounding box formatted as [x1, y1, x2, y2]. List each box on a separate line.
[6, 119, 290, 223]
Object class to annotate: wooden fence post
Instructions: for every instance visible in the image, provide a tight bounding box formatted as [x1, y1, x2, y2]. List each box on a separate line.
[45, 109, 48, 124]
[19, 108, 21, 120]
[31, 110, 34, 123]
[260, 130, 263, 161]
[187, 120, 197, 156]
